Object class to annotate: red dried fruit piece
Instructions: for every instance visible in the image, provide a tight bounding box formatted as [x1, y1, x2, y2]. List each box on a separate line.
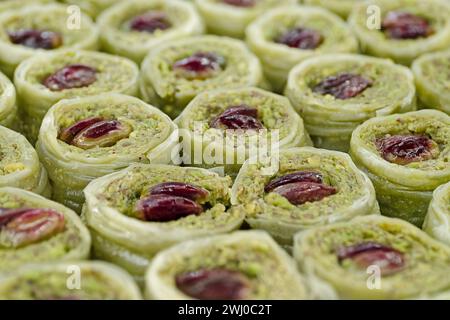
[129, 11, 171, 33]
[8, 29, 63, 50]
[214, 105, 258, 119]
[71, 120, 132, 150]
[149, 182, 209, 202]
[222, 0, 255, 7]
[173, 52, 225, 80]
[58, 117, 103, 144]
[375, 135, 439, 165]
[275, 27, 323, 50]
[337, 242, 405, 275]
[0, 208, 65, 248]
[265, 171, 323, 193]
[382, 11, 433, 40]
[212, 114, 264, 130]
[43, 64, 97, 91]
[0, 208, 29, 226]
[135, 194, 203, 222]
[271, 182, 337, 205]
[210, 105, 264, 130]
[313, 73, 373, 100]
[175, 268, 250, 300]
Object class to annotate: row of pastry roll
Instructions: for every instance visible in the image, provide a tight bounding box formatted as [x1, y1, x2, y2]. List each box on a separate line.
[1, 0, 450, 73]
[2, 224, 450, 300]
[0, 1, 447, 147]
[80, 155, 374, 283]
[10, 52, 449, 224]
[143, 217, 450, 300]
[0, 163, 449, 299]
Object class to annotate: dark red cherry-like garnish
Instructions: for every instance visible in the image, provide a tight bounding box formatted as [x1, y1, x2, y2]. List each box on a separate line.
[210, 105, 264, 130]
[59, 118, 132, 150]
[271, 182, 337, 205]
[175, 268, 250, 300]
[382, 11, 433, 40]
[222, 0, 255, 7]
[275, 27, 323, 50]
[8, 29, 63, 49]
[58, 117, 103, 144]
[375, 135, 439, 165]
[134, 182, 209, 222]
[264, 171, 323, 193]
[0, 208, 65, 248]
[149, 182, 209, 202]
[134, 194, 203, 222]
[265, 171, 336, 205]
[129, 11, 171, 33]
[337, 242, 405, 275]
[173, 52, 225, 80]
[43, 64, 97, 91]
[313, 73, 373, 100]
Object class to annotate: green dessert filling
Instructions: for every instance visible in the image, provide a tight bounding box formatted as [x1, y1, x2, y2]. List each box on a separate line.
[0, 0, 54, 11]
[0, 142, 29, 176]
[0, 269, 121, 299]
